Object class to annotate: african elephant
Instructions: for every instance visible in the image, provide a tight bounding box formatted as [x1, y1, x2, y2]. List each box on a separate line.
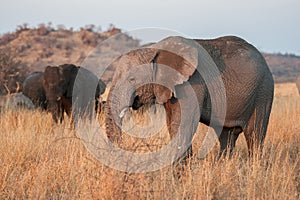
[22, 71, 47, 110]
[43, 64, 106, 123]
[296, 76, 300, 94]
[0, 93, 34, 111]
[105, 36, 274, 164]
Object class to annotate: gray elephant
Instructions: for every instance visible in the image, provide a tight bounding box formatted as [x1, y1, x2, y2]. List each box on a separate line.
[296, 75, 300, 94]
[22, 71, 47, 110]
[43, 64, 106, 123]
[105, 36, 274, 164]
[0, 93, 34, 111]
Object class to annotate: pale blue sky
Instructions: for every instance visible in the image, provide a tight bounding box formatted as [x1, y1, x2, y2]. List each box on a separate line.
[1, 0, 299, 54]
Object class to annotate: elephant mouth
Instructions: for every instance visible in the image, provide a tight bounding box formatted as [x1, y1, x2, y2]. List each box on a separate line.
[132, 96, 142, 110]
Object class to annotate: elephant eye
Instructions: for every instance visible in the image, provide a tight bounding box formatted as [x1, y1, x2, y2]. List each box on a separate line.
[128, 76, 136, 84]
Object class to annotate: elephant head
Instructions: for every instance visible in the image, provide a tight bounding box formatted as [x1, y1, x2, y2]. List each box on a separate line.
[105, 36, 201, 142]
[43, 64, 78, 123]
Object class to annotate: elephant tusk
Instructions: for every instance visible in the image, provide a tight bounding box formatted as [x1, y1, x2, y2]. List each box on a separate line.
[119, 107, 128, 118]
[57, 96, 61, 101]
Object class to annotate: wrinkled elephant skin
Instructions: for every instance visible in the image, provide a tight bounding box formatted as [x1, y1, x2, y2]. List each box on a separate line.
[105, 36, 274, 164]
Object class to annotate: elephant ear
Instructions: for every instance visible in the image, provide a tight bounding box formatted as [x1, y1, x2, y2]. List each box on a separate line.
[60, 64, 79, 98]
[150, 36, 199, 104]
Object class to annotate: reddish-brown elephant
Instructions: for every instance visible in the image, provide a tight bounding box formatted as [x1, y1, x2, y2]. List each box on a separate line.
[43, 64, 106, 123]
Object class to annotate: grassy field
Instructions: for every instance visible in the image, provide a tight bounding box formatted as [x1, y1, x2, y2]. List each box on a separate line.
[0, 83, 299, 199]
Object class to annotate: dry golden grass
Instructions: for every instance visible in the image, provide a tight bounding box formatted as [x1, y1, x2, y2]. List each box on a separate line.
[0, 84, 299, 199]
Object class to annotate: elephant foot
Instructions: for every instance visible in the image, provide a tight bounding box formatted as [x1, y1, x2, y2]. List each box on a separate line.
[218, 127, 242, 159]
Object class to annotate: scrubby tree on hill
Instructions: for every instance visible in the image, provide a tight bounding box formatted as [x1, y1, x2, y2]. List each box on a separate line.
[0, 48, 28, 95]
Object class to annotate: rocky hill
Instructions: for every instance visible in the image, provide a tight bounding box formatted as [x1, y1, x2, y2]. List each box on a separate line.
[263, 53, 300, 83]
[0, 24, 299, 95]
[0, 24, 139, 94]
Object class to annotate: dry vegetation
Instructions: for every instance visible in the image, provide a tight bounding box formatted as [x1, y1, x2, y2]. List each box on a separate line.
[1, 25, 300, 96]
[264, 53, 300, 83]
[1, 23, 299, 199]
[0, 83, 299, 199]
[0, 24, 139, 95]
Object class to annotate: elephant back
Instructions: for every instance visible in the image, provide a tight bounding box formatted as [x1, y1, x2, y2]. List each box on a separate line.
[22, 71, 47, 109]
[0, 93, 35, 111]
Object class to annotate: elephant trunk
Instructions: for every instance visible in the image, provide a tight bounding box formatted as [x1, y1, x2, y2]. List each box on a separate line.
[49, 100, 63, 123]
[105, 85, 135, 143]
[105, 98, 122, 143]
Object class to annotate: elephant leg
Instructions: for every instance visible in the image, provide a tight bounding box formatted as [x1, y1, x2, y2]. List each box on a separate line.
[60, 106, 64, 123]
[164, 97, 195, 168]
[52, 113, 58, 123]
[244, 82, 273, 156]
[61, 97, 72, 117]
[165, 97, 180, 140]
[64, 103, 72, 123]
[244, 106, 272, 156]
[218, 127, 242, 158]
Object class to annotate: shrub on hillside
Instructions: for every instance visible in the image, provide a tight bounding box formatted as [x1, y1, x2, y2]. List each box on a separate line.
[0, 48, 29, 95]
